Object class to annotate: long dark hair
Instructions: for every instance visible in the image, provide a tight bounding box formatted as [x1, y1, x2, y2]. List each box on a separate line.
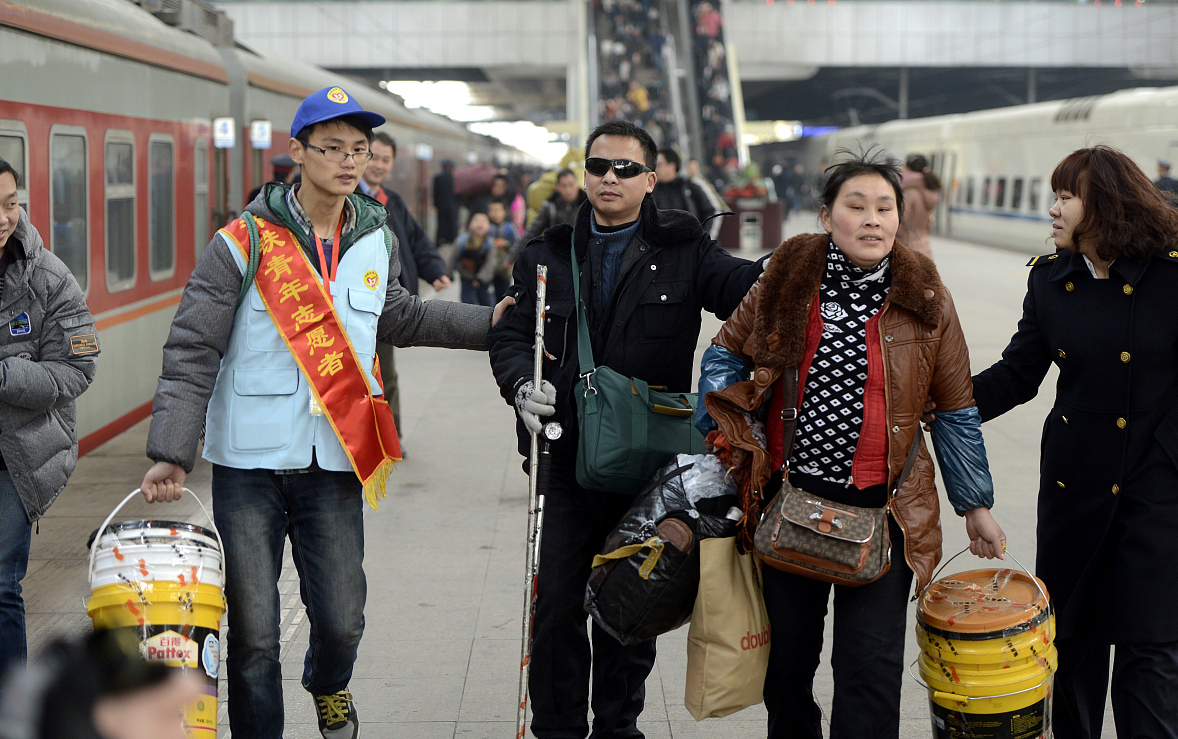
[1051, 145, 1178, 261]
[821, 147, 905, 218]
[905, 153, 942, 192]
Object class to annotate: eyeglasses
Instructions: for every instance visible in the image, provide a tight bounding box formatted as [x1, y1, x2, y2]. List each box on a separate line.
[584, 157, 652, 179]
[299, 141, 374, 164]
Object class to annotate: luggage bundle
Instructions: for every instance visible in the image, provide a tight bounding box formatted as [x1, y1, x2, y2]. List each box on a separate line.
[584, 454, 739, 645]
[452, 162, 497, 197]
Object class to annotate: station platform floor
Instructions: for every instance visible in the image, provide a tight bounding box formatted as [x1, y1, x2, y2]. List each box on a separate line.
[21, 212, 1114, 738]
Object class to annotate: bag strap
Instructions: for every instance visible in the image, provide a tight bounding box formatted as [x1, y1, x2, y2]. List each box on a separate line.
[780, 363, 923, 495]
[570, 233, 597, 378]
[235, 213, 262, 310]
[780, 367, 800, 470]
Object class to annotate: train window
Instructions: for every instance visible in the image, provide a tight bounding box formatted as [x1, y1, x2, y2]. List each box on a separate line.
[966, 178, 975, 205]
[49, 128, 88, 290]
[995, 178, 1007, 208]
[1029, 178, 1042, 212]
[981, 178, 991, 206]
[105, 134, 136, 292]
[1011, 178, 1024, 211]
[194, 139, 209, 258]
[0, 123, 29, 213]
[148, 136, 175, 279]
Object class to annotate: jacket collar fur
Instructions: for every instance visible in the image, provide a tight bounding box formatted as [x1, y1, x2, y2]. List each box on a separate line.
[748, 232, 946, 367]
[541, 194, 704, 260]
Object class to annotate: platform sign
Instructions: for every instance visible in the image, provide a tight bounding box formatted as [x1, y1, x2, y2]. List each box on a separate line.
[213, 117, 236, 149]
[250, 120, 272, 150]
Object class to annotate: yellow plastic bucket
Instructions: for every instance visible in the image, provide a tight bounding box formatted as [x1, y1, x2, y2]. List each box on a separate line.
[913, 553, 1056, 739]
[86, 490, 225, 736]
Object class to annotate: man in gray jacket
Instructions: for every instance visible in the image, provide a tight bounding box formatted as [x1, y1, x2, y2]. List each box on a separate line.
[0, 157, 99, 669]
[139, 88, 508, 739]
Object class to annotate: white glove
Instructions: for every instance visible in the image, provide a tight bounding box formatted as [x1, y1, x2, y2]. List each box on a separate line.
[515, 380, 557, 434]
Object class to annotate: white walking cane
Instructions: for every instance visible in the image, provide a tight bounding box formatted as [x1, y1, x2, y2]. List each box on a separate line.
[516, 265, 562, 739]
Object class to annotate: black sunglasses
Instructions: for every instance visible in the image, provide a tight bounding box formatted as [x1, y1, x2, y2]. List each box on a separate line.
[584, 157, 652, 179]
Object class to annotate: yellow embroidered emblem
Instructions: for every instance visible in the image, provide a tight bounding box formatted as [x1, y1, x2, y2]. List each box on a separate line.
[364, 270, 379, 289]
[327, 87, 349, 104]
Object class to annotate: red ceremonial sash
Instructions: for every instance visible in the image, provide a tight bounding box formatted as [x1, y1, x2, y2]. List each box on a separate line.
[220, 216, 401, 508]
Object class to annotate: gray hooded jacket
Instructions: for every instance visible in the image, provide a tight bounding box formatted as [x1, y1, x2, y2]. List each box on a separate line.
[1, 209, 99, 522]
[147, 187, 494, 472]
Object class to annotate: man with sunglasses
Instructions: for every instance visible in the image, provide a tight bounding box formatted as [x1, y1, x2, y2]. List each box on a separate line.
[139, 87, 508, 739]
[489, 120, 769, 739]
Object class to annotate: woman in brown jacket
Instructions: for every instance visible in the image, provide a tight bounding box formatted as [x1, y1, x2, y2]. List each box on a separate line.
[694, 152, 1005, 738]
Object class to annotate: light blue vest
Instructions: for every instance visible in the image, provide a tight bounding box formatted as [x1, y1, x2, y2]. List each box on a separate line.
[203, 225, 389, 472]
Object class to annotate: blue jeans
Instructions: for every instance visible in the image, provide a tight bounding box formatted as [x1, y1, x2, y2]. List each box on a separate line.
[0, 471, 31, 669]
[461, 279, 494, 306]
[212, 464, 366, 739]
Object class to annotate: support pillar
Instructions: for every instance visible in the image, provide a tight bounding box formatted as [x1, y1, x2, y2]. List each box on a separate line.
[1027, 68, 1037, 104]
[898, 67, 909, 120]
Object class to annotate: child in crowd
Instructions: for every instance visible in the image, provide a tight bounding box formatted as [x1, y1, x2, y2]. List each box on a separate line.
[447, 211, 496, 306]
[486, 200, 519, 302]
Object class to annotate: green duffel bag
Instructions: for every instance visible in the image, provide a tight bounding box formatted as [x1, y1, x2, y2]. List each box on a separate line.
[570, 241, 706, 495]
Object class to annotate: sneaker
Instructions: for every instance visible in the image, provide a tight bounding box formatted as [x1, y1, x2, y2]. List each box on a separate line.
[314, 690, 359, 739]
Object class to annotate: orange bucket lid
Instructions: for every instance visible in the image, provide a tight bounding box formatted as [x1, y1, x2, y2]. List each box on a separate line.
[917, 568, 1051, 637]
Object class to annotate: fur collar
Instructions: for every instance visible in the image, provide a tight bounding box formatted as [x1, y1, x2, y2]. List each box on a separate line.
[542, 194, 705, 260]
[748, 232, 946, 367]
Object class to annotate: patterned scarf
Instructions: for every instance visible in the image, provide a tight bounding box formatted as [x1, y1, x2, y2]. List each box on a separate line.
[790, 238, 891, 486]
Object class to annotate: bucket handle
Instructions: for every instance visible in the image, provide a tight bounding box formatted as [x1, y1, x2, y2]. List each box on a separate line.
[87, 488, 225, 587]
[906, 659, 1054, 703]
[921, 546, 1054, 645]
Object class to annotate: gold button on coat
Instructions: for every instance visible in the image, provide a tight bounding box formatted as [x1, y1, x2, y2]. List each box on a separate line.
[1123, 284, 1134, 295]
[892, 426, 900, 434]
[1112, 484, 1120, 495]
[1058, 349, 1067, 359]
[1121, 352, 1131, 363]
[1065, 281, 1074, 292]
[1057, 481, 1066, 489]
[1117, 417, 1127, 429]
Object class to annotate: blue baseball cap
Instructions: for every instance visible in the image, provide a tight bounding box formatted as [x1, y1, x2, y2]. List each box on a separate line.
[291, 86, 386, 140]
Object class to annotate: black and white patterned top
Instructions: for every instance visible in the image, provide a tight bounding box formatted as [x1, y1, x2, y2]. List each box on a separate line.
[790, 239, 891, 485]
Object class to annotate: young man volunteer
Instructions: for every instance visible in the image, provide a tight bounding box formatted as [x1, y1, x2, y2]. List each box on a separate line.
[140, 87, 506, 739]
[489, 120, 766, 738]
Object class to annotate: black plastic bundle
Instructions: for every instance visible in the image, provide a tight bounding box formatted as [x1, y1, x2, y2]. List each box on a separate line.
[584, 455, 739, 645]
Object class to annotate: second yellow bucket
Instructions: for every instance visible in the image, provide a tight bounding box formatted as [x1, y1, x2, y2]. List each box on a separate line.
[913, 558, 1056, 739]
[86, 489, 226, 736]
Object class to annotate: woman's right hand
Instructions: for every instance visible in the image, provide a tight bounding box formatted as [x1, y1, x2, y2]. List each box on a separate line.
[964, 507, 1006, 560]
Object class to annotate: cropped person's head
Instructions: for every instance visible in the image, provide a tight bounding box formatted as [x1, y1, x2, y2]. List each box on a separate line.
[487, 200, 507, 225]
[0, 157, 18, 252]
[468, 211, 490, 238]
[1050, 145, 1178, 260]
[819, 148, 904, 268]
[555, 169, 580, 203]
[656, 148, 681, 182]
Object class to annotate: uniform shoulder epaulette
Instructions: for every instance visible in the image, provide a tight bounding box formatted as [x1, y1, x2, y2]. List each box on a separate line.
[1159, 248, 1178, 262]
[1026, 253, 1061, 267]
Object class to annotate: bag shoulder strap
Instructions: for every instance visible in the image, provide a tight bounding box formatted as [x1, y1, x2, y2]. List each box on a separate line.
[780, 364, 922, 495]
[235, 213, 262, 310]
[570, 233, 597, 377]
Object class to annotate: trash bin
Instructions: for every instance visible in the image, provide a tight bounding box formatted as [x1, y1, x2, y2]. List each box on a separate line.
[718, 199, 783, 252]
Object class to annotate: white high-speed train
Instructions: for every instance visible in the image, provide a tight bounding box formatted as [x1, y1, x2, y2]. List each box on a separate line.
[807, 86, 1178, 254]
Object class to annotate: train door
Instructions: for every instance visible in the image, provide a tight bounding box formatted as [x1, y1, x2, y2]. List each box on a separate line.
[930, 150, 955, 238]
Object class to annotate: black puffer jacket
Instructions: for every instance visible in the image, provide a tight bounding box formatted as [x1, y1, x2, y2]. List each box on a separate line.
[378, 185, 447, 296]
[488, 195, 766, 465]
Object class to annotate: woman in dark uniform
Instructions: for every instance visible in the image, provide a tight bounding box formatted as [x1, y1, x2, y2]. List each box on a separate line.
[972, 145, 1178, 739]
